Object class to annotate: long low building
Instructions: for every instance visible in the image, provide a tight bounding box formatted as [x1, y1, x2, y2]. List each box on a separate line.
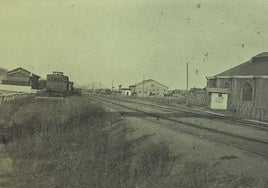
[129, 79, 169, 97]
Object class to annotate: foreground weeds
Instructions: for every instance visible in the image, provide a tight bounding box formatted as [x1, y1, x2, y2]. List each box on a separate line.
[0, 96, 177, 188]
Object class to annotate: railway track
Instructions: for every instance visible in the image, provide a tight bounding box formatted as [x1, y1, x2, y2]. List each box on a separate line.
[92, 95, 268, 158]
[101, 95, 268, 132]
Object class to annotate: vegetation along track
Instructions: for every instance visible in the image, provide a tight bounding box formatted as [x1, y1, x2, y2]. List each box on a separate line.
[91, 95, 268, 158]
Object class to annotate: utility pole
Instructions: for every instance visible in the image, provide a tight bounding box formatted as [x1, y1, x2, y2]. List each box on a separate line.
[186, 62, 189, 91]
[186, 62, 189, 106]
[142, 75, 145, 97]
[112, 80, 114, 93]
[93, 82, 95, 94]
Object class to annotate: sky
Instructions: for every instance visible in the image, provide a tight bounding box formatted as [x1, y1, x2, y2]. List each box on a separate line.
[0, 0, 268, 89]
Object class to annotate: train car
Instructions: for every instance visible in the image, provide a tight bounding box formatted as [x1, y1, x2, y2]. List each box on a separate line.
[95, 88, 112, 95]
[46, 71, 70, 97]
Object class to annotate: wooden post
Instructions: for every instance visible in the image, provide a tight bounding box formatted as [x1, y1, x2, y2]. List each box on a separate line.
[186, 63, 189, 106]
[142, 75, 145, 97]
[186, 62, 189, 91]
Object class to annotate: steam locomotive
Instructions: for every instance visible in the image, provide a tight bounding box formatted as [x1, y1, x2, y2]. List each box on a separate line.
[46, 71, 74, 97]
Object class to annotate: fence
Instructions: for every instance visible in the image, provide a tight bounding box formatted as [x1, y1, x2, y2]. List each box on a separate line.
[0, 93, 33, 107]
[186, 92, 208, 107]
[235, 103, 268, 122]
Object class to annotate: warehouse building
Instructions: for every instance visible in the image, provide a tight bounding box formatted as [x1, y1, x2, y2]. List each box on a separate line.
[2, 67, 40, 89]
[129, 79, 168, 97]
[206, 52, 268, 121]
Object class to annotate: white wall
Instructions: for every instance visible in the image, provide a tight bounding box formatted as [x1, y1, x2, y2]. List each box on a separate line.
[121, 90, 132, 96]
[210, 93, 228, 110]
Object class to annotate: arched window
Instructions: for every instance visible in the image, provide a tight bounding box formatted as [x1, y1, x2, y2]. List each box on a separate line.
[242, 82, 253, 101]
[223, 82, 230, 88]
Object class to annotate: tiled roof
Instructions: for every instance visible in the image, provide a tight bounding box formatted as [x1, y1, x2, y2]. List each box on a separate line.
[215, 52, 268, 76]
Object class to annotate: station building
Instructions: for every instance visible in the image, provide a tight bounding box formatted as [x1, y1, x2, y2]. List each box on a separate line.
[206, 52, 268, 121]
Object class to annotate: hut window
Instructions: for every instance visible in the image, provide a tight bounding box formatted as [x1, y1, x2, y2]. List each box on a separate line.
[242, 82, 253, 101]
[223, 82, 230, 88]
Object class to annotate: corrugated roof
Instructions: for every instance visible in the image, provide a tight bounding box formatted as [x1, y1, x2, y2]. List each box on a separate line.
[215, 52, 268, 77]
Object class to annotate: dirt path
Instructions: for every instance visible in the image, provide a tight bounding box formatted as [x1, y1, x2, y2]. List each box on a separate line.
[123, 115, 268, 187]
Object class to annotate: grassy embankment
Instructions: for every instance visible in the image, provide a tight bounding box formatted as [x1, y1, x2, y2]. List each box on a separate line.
[0, 95, 264, 188]
[0, 96, 177, 188]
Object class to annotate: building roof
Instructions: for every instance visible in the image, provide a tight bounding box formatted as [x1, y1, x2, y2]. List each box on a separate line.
[7, 67, 40, 78]
[213, 52, 268, 77]
[253, 52, 268, 58]
[129, 79, 169, 88]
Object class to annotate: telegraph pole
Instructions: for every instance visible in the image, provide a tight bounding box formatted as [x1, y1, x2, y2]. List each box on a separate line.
[186, 62, 189, 106]
[186, 62, 189, 91]
[112, 80, 114, 93]
[93, 82, 95, 94]
[142, 75, 145, 97]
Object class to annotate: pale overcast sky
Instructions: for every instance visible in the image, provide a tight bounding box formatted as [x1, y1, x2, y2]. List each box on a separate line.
[0, 0, 268, 89]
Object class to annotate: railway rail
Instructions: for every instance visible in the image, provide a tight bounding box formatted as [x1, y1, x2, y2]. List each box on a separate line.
[91, 95, 268, 158]
[101, 95, 268, 132]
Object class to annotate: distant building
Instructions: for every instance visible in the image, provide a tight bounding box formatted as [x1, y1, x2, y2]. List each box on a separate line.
[121, 88, 132, 96]
[206, 52, 268, 121]
[129, 79, 169, 97]
[0, 68, 8, 83]
[2, 67, 40, 89]
[170, 89, 187, 97]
